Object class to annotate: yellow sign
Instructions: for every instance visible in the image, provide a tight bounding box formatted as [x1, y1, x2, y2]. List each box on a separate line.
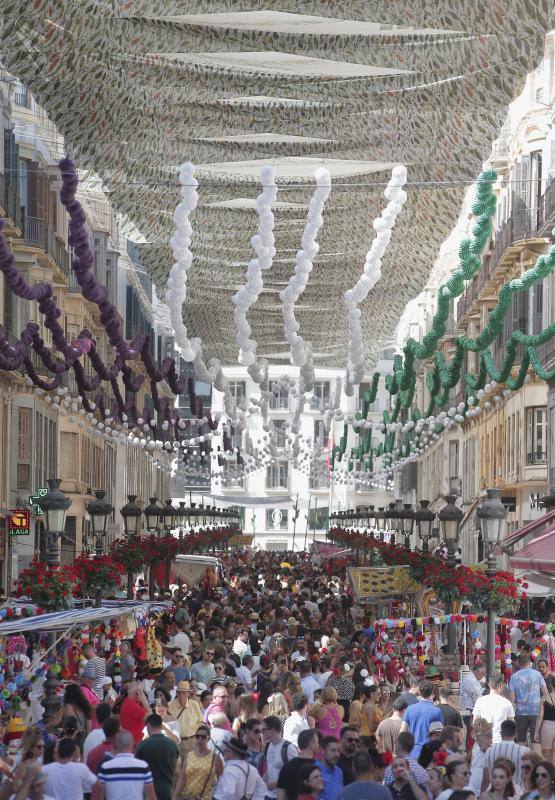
[229, 534, 254, 547]
[348, 566, 420, 601]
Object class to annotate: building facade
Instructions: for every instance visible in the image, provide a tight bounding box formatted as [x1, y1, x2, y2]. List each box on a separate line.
[0, 77, 169, 588]
[397, 34, 555, 563]
[209, 359, 394, 551]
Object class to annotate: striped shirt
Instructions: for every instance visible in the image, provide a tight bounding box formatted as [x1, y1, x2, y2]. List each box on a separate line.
[484, 741, 528, 785]
[97, 752, 152, 800]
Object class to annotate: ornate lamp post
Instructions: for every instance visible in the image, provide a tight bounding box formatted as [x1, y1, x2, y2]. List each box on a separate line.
[119, 495, 143, 598]
[366, 505, 376, 537]
[144, 498, 163, 597]
[414, 500, 436, 551]
[85, 489, 114, 607]
[439, 495, 463, 652]
[375, 507, 386, 541]
[477, 488, 508, 681]
[401, 503, 415, 550]
[162, 500, 177, 592]
[41, 478, 71, 568]
[39, 479, 70, 721]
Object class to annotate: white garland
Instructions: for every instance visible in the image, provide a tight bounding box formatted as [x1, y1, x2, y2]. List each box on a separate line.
[165, 162, 240, 422]
[343, 164, 408, 396]
[232, 165, 277, 368]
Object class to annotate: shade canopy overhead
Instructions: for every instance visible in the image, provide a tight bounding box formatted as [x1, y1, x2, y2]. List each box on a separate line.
[2, 1, 552, 369]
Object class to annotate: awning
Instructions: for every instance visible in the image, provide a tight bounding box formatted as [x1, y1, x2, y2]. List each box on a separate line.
[503, 508, 555, 548]
[515, 570, 555, 596]
[510, 529, 555, 572]
[0, 601, 167, 635]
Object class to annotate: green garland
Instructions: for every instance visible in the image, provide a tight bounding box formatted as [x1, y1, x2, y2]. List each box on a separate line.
[335, 166, 555, 471]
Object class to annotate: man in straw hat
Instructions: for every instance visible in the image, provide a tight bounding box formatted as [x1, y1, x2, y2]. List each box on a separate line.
[468, 718, 493, 794]
[212, 736, 266, 800]
[167, 680, 203, 754]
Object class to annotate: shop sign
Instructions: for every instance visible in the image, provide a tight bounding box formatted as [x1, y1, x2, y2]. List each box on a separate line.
[9, 509, 30, 536]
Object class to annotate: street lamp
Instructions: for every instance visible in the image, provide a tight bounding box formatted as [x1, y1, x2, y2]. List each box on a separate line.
[366, 506, 376, 536]
[401, 503, 415, 550]
[375, 507, 386, 541]
[86, 490, 113, 556]
[414, 500, 436, 551]
[120, 495, 142, 538]
[40, 478, 71, 567]
[85, 489, 113, 608]
[477, 488, 508, 681]
[144, 497, 163, 534]
[161, 500, 177, 593]
[119, 495, 143, 598]
[439, 495, 463, 653]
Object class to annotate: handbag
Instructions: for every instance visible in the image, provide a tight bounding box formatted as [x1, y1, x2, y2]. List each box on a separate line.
[182, 752, 215, 800]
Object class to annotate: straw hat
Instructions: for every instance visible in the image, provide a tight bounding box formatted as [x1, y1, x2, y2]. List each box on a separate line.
[472, 717, 493, 737]
[176, 680, 191, 693]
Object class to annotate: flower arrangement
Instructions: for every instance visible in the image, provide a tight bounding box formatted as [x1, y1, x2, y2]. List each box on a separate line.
[328, 527, 525, 611]
[109, 536, 150, 573]
[73, 554, 123, 597]
[14, 560, 76, 610]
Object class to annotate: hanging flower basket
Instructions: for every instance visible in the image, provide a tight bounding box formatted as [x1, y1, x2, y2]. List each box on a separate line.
[73, 554, 123, 597]
[110, 535, 150, 573]
[15, 560, 76, 610]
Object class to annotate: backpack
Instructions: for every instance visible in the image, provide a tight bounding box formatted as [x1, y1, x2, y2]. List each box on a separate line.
[258, 740, 290, 777]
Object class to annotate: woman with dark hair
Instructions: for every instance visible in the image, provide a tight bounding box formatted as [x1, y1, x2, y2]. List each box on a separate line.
[296, 762, 324, 800]
[45, 683, 92, 734]
[526, 761, 555, 800]
[536, 674, 555, 763]
[418, 741, 445, 770]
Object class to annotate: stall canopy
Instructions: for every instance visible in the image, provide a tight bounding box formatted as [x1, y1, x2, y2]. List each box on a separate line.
[173, 554, 220, 587]
[510, 528, 555, 572]
[0, 601, 167, 635]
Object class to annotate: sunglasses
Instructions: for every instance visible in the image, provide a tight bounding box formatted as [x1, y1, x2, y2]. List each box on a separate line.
[195, 733, 208, 740]
[205, 652, 215, 656]
[523, 766, 532, 771]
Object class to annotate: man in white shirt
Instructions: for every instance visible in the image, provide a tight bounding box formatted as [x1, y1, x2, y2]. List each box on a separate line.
[261, 716, 298, 800]
[461, 664, 485, 721]
[212, 737, 266, 800]
[168, 623, 191, 656]
[282, 694, 310, 748]
[42, 738, 97, 800]
[473, 674, 515, 743]
[236, 655, 254, 690]
[299, 661, 321, 704]
[83, 703, 111, 761]
[232, 629, 252, 660]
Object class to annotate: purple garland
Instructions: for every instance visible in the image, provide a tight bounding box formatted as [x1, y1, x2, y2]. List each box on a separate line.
[0, 159, 219, 441]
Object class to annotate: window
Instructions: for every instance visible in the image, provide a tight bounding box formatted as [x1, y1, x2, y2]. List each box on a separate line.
[273, 420, 287, 448]
[269, 387, 289, 410]
[229, 381, 246, 406]
[313, 381, 330, 404]
[60, 432, 78, 479]
[266, 541, 289, 552]
[266, 461, 288, 489]
[314, 419, 325, 445]
[265, 508, 288, 530]
[17, 407, 31, 489]
[526, 407, 547, 464]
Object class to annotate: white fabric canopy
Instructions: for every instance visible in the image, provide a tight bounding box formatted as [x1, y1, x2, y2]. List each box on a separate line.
[0, 601, 167, 635]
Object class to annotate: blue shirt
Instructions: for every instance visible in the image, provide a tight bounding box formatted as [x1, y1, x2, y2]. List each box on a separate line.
[315, 760, 343, 800]
[402, 700, 443, 758]
[509, 668, 546, 715]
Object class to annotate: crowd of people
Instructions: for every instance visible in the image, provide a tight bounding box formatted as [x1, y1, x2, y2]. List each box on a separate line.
[0, 550, 553, 800]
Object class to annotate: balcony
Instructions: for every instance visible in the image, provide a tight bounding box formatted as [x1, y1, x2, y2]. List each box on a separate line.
[14, 90, 32, 109]
[457, 204, 545, 322]
[23, 216, 70, 277]
[0, 172, 24, 233]
[526, 451, 547, 466]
